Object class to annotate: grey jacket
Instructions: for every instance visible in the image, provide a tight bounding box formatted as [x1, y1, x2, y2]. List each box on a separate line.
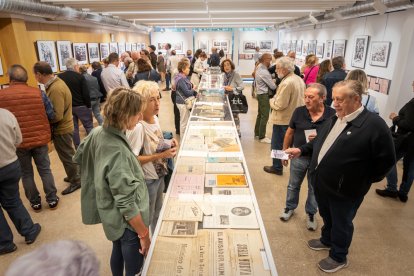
[83, 73, 103, 100]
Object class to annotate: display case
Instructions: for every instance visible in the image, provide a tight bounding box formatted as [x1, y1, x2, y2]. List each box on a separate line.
[142, 73, 278, 275]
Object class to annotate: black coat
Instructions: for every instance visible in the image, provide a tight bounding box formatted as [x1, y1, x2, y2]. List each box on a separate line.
[300, 108, 396, 200]
[58, 70, 91, 108]
[321, 69, 347, 105]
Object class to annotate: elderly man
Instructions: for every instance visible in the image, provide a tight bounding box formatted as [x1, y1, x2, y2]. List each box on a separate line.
[286, 80, 395, 273]
[0, 65, 59, 211]
[287, 50, 301, 76]
[58, 58, 93, 148]
[264, 56, 305, 175]
[33, 62, 81, 195]
[321, 56, 347, 106]
[254, 53, 276, 143]
[280, 83, 335, 230]
[126, 51, 141, 82]
[163, 43, 172, 91]
[101, 52, 130, 93]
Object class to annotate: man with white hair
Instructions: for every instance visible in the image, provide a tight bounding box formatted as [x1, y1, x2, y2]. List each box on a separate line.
[264, 56, 305, 175]
[287, 50, 301, 76]
[58, 58, 93, 149]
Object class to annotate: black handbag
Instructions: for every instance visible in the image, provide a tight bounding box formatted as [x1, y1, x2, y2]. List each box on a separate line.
[228, 92, 248, 114]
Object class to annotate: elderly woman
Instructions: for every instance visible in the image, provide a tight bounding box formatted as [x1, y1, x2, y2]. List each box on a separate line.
[133, 58, 161, 85]
[345, 69, 379, 114]
[221, 59, 245, 136]
[127, 81, 178, 233]
[303, 54, 319, 85]
[73, 87, 150, 276]
[175, 58, 197, 136]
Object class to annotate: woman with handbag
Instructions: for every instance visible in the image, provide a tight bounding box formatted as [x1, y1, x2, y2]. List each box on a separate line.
[303, 54, 319, 85]
[376, 80, 414, 202]
[175, 58, 197, 136]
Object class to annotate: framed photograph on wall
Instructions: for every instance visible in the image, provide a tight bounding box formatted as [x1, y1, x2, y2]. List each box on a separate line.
[125, 42, 132, 52]
[290, 40, 297, 53]
[302, 42, 308, 56]
[308, 40, 317, 55]
[198, 40, 209, 52]
[56, 41, 73, 71]
[172, 42, 183, 53]
[369, 41, 391, 67]
[100, 43, 109, 60]
[243, 41, 256, 52]
[351, 35, 370, 68]
[87, 43, 100, 63]
[316, 43, 325, 58]
[36, 40, 58, 73]
[118, 42, 126, 54]
[325, 40, 333, 59]
[333, 39, 347, 58]
[141, 43, 146, 50]
[131, 43, 137, 51]
[260, 40, 273, 52]
[109, 42, 118, 54]
[0, 55, 3, 76]
[72, 43, 88, 65]
[296, 40, 303, 56]
[213, 40, 230, 53]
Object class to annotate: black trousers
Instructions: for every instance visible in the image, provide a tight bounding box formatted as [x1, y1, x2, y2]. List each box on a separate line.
[170, 90, 180, 135]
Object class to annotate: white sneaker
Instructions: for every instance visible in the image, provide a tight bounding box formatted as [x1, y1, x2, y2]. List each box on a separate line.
[254, 135, 260, 140]
[260, 137, 271, 144]
[280, 208, 294, 221]
[306, 213, 318, 231]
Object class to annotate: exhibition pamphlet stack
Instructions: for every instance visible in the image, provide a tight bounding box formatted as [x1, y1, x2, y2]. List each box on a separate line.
[142, 70, 278, 275]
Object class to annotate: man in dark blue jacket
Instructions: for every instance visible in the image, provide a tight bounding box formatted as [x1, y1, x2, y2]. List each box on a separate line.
[321, 56, 347, 105]
[286, 80, 395, 273]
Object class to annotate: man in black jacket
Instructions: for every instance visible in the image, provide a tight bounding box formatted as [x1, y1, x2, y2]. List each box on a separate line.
[286, 80, 395, 273]
[58, 58, 93, 148]
[321, 56, 347, 105]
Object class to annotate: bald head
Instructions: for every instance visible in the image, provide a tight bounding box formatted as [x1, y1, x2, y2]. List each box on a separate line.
[131, 51, 140, 61]
[9, 64, 28, 83]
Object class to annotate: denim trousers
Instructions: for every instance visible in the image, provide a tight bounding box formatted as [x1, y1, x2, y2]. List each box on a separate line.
[110, 228, 144, 276]
[285, 157, 317, 215]
[0, 161, 36, 249]
[146, 177, 165, 234]
[386, 155, 414, 196]
[16, 145, 58, 204]
[53, 133, 80, 184]
[271, 124, 288, 171]
[315, 186, 364, 263]
[254, 94, 270, 139]
[171, 91, 180, 134]
[166, 73, 171, 89]
[90, 99, 103, 126]
[72, 105, 94, 148]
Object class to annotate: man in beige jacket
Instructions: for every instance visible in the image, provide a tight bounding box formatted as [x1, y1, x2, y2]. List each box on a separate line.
[264, 56, 305, 175]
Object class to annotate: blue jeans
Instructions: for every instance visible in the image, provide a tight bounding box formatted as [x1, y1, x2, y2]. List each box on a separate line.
[146, 177, 165, 233]
[111, 228, 144, 276]
[16, 145, 58, 204]
[72, 105, 93, 148]
[0, 161, 37, 250]
[386, 156, 414, 196]
[271, 125, 288, 171]
[315, 186, 364, 263]
[166, 73, 171, 90]
[91, 99, 103, 126]
[286, 157, 317, 214]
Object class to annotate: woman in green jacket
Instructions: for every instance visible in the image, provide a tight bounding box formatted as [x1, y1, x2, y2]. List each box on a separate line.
[74, 87, 150, 276]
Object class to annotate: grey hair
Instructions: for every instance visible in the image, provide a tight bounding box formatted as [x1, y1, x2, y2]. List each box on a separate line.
[333, 80, 364, 101]
[5, 240, 100, 276]
[65, 58, 78, 70]
[307, 83, 327, 98]
[275, 56, 295, 72]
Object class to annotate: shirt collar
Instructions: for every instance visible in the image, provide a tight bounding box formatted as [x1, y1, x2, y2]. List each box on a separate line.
[337, 105, 364, 123]
[44, 76, 57, 90]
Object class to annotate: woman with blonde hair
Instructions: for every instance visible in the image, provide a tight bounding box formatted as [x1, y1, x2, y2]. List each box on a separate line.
[303, 54, 319, 85]
[74, 87, 150, 276]
[346, 69, 379, 114]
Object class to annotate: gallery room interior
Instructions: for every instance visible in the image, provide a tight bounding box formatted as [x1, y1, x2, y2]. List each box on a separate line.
[0, 0, 414, 275]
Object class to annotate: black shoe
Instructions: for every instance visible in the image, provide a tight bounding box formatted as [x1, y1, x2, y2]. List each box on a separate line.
[25, 223, 41, 244]
[398, 193, 408, 202]
[162, 88, 170, 91]
[62, 183, 81, 195]
[48, 197, 59, 209]
[263, 166, 283, 175]
[0, 243, 17, 255]
[63, 177, 70, 182]
[30, 202, 42, 212]
[375, 188, 398, 198]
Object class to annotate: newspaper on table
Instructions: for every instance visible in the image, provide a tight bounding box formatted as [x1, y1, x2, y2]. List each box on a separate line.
[147, 229, 271, 276]
[205, 137, 240, 152]
[203, 201, 259, 229]
[170, 174, 204, 198]
[205, 162, 244, 174]
[205, 174, 247, 188]
[163, 198, 203, 221]
[212, 188, 251, 196]
[159, 221, 198, 237]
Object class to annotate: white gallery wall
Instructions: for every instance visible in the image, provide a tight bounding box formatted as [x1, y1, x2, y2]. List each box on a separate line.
[279, 8, 414, 123]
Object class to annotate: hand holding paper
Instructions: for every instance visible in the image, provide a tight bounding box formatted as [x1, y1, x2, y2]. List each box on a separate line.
[271, 150, 290, 160]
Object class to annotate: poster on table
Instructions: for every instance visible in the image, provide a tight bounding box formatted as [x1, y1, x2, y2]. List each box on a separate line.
[36, 40, 58, 73]
[243, 41, 256, 52]
[259, 40, 273, 52]
[351, 35, 370, 69]
[100, 43, 109, 60]
[369, 41, 391, 67]
[332, 39, 347, 58]
[118, 42, 126, 54]
[87, 43, 100, 63]
[56, 41, 73, 71]
[325, 40, 333, 59]
[316, 43, 325, 58]
[109, 42, 118, 54]
[72, 43, 88, 65]
[198, 40, 209, 53]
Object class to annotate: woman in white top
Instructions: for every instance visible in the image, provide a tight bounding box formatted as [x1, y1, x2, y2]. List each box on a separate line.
[191, 52, 208, 87]
[345, 69, 379, 114]
[127, 81, 178, 233]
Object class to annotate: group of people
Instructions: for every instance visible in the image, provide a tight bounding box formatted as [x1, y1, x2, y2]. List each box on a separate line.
[253, 48, 413, 272]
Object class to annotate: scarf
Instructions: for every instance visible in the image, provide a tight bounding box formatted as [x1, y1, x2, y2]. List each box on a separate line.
[224, 71, 234, 86]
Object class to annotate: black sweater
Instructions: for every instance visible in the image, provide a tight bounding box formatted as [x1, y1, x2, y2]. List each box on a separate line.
[59, 70, 91, 108]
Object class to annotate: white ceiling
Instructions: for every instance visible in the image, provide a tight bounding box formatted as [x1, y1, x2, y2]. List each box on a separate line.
[40, 0, 361, 28]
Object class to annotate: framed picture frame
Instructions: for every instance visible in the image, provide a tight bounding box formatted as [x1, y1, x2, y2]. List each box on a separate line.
[36, 40, 58, 73]
[302, 42, 308, 56]
[118, 42, 126, 54]
[308, 40, 317, 55]
[131, 43, 137, 52]
[325, 40, 334, 59]
[72, 43, 88, 65]
[198, 40, 209, 52]
[100, 43, 109, 60]
[109, 42, 118, 54]
[213, 40, 230, 53]
[351, 35, 370, 68]
[243, 41, 256, 52]
[87, 43, 100, 63]
[125, 42, 132, 52]
[290, 40, 297, 53]
[259, 40, 273, 52]
[333, 39, 347, 58]
[56, 41, 73, 71]
[0, 54, 3, 76]
[141, 43, 146, 50]
[369, 41, 391, 67]
[172, 42, 183, 53]
[296, 40, 303, 56]
[316, 43, 325, 58]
